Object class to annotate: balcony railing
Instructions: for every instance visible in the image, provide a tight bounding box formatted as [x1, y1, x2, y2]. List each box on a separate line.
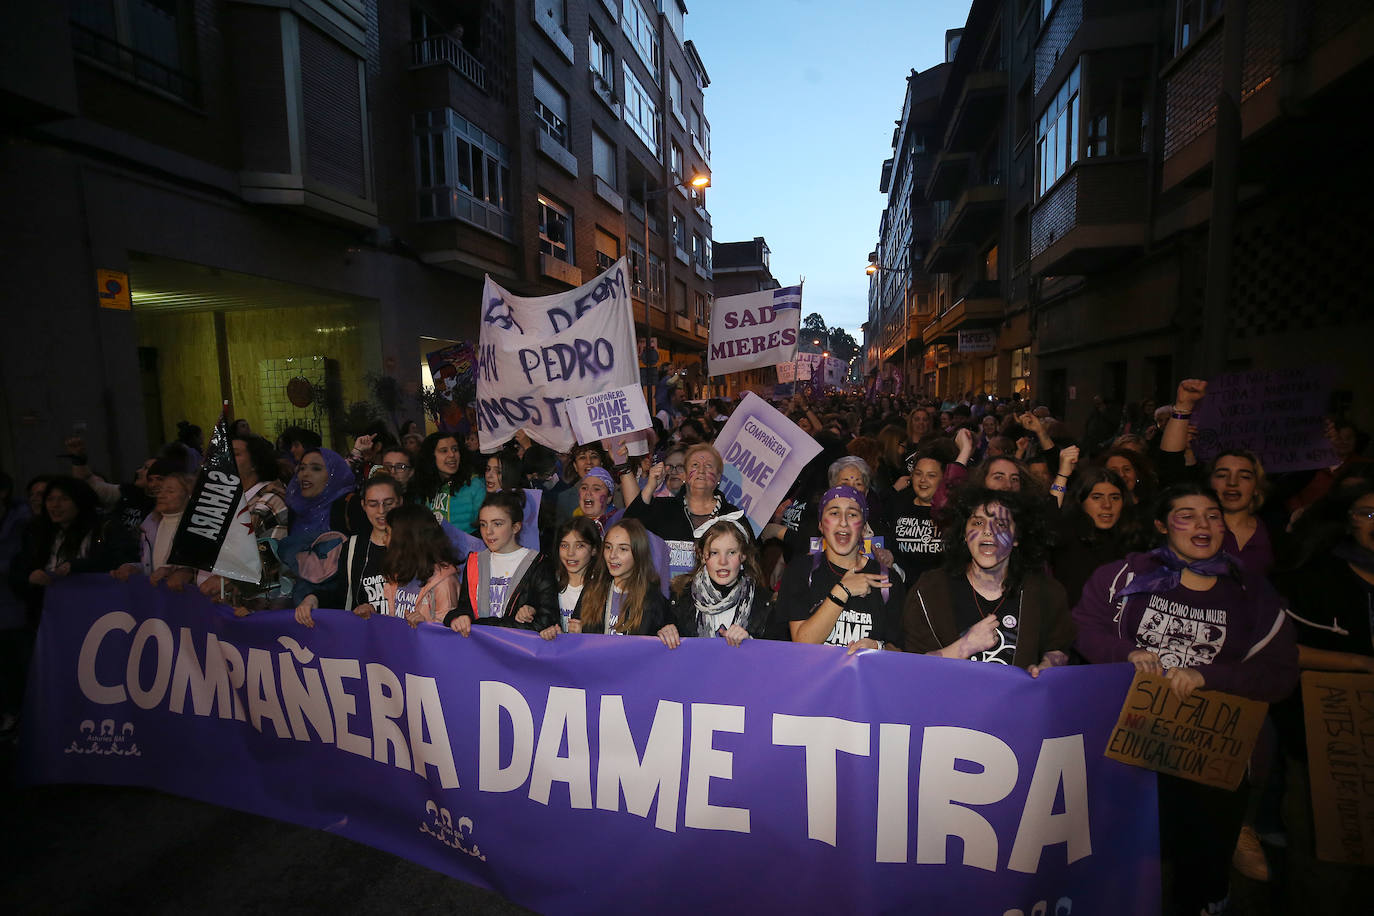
[410, 34, 486, 92]
[70, 21, 199, 103]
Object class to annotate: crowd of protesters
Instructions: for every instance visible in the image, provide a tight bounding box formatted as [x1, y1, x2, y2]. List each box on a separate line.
[2, 378, 1371, 915]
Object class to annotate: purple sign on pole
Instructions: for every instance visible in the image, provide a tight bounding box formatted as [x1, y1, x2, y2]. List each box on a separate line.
[23, 578, 1160, 915]
[1189, 367, 1337, 472]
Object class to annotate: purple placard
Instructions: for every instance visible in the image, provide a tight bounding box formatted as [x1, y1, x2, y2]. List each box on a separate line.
[23, 577, 1160, 915]
[1189, 367, 1337, 472]
[714, 392, 823, 534]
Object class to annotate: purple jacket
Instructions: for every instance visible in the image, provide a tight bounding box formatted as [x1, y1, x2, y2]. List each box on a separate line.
[1072, 551, 1298, 703]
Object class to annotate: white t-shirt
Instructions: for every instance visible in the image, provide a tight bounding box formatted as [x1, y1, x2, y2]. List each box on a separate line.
[558, 584, 584, 632]
[487, 547, 532, 617]
[152, 512, 183, 571]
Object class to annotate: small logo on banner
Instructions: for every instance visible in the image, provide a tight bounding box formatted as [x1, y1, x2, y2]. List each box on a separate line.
[64, 718, 142, 757]
[420, 800, 487, 860]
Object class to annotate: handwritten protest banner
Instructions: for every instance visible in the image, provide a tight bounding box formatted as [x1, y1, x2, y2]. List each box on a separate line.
[1189, 367, 1337, 472]
[477, 259, 637, 452]
[1104, 671, 1267, 790]
[714, 392, 822, 534]
[795, 352, 846, 388]
[24, 576, 1160, 916]
[1301, 670, 1374, 865]
[707, 285, 802, 376]
[567, 384, 652, 444]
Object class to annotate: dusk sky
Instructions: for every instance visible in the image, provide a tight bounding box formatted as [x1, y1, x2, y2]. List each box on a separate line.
[686, 0, 971, 341]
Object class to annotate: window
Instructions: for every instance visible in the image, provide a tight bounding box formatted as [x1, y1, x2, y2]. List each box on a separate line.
[1085, 113, 1108, 158]
[621, 0, 660, 82]
[629, 238, 646, 286]
[670, 140, 683, 181]
[588, 28, 613, 87]
[622, 63, 659, 155]
[664, 0, 685, 41]
[70, 0, 198, 101]
[689, 104, 701, 142]
[535, 0, 568, 36]
[539, 195, 572, 263]
[649, 253, 665, 306]
[592, 129, 617, 186]
[413, 109, 513, 237]
[672, 211, 687, 251]
[1011, 346, 1031, 394]
[1176, 0, 1223, 54]
[693, 232, 709, 268]
[984, 356, 998, 391]
[1036, 63, 1079, 196]
[533, 68, 569, 148]
[595, 227, 620, 273]
[693, 291, 708, 325]
[669, 67, 683, 119]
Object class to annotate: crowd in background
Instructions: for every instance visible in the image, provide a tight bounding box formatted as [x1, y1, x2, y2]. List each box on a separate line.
[2, 379, 1371, 915]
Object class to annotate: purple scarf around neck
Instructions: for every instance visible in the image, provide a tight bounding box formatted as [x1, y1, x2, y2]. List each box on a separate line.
[1116, 546, 1238, 599]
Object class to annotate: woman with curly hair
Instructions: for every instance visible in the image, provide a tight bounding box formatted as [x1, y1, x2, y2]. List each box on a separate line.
[904, 486, 1074, 676]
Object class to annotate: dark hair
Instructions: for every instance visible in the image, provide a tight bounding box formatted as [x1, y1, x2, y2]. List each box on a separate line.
[278, 426, 322, 451]
[1100, 447, 1157, 504]
[410, 432, 463, 503]
[966, 455, 1043, 496]
[34, 476, 102, 565]
[358, 421, 398, 453]
[565, 443, 610, 483]
[1063, 466, 1143, 547]
[521, 443, 558, 480]
[232, 434, 281, 484]
[484, 451, 524, 491]
[381, 503, 456, 584]
[362, 474, 403, 502]
[176, 420, 203, 448]
[940, 486, 1051, 596]
[1152, 482, 1221, 530]
[478, 489, 526, 526]
[553, 517, 603, 591]
[1283, 480, 1374, 571]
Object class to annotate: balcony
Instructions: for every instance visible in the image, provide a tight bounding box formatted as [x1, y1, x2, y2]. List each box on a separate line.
[536, 129, 578, 177]
[409, 34, 485, 92]
[925, 150, 973, 201]
[531, 0, 575, 63]
[942, 179, 1005, 244]
[924, 281, 1003, 345]
[1030, 157, 1147, 276]
[943, 70, 1008, 153]
[540, 252, 583, 287]
[589, 69, 621, 118]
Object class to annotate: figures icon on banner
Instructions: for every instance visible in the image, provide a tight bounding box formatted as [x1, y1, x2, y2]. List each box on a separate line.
[420, 800, 487, 860]
[64, 718, 142, 757]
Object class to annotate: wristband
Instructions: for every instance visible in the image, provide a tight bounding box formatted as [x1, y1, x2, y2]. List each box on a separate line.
[835, 582, 853, 601]
[614, 463, 634, 478]
[1054, 473, 1068, 480]
[1050, 483, 1067, 494]
[828, 590, 847, 606]
[1170, 410, 1193, 420]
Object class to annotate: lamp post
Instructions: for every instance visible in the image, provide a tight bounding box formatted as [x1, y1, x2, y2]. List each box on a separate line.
[866, 256, 909, 395]
[640, 171, 709, 397]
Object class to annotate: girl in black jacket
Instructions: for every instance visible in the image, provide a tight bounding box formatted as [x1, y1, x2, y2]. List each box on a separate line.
[571, 519, 670, 636]
[444, 491, 558, 632]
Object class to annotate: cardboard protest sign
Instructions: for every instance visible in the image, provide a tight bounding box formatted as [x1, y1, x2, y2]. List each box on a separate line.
[1104, 671, 1267, 790]
[714, 392, 822, 534]
[1190, 367, 1338, 472]
[707, 285, 801, 376]
[1301, 670, 1374, 865]
[566, 384, 652, 444]
[476, 259, 637, 452]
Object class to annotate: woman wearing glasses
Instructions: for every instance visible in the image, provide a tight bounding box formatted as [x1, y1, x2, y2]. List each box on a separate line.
[294, 475, 401, 627]
[1073, 482, 1298, 916]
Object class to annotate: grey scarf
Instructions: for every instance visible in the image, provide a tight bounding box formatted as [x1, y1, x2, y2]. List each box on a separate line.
[691, 568, 753, 637]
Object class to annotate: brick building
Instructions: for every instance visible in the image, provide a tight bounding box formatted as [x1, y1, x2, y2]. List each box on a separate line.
[867, 0, 1373, 433]
[0, 0, 714, 481]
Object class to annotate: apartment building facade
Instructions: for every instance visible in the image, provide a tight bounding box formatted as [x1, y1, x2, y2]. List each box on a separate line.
[0, 0, 714, 481]
[869, 0, 1372, 432]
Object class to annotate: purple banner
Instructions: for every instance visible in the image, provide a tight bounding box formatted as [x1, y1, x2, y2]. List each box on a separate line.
[24, 578, 1160, 915]
[1190, 367, 1338, 472]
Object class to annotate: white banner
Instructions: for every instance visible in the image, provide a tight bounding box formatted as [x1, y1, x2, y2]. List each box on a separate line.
[476, 258, 638, 452]
[775, 361, 796, 383]
[707, 285, 802, 377]
[566, 384, 653, 445]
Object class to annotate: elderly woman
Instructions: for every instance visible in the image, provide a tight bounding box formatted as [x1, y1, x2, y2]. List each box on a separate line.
[619, 442, 743, 582]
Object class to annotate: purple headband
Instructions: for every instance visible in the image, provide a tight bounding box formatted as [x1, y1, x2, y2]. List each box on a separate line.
[582, 467, 616, 491]
[821, 485, 868, 520]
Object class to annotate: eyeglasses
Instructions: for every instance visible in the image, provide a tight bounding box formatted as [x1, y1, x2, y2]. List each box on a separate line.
[383, 463, 411, 472]
[363, 499, 398, 510]
[666, 464, 685, 472]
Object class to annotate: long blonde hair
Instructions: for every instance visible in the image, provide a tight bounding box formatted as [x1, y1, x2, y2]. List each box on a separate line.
[579, 519, 659, 634]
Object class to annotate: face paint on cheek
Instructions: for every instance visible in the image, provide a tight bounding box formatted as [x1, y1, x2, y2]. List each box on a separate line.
[1169, 517, 1192, 532]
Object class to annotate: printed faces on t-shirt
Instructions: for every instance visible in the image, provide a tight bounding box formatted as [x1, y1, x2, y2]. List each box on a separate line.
[1135, 592, 1229, 669]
